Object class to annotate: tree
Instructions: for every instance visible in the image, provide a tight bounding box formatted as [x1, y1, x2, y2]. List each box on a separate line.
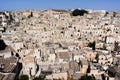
[11, 51, 14, 56]
[28, 11, 33, 18]
[67, 76, 74, 80]
[59, 43, 62, 47]
[2, 27, 6, 33]
[114, 41, 120, 52]
[101, 74, 105, 80]
[0, 39, 7, 50]
[108, 67, 116, 77]
[113, 12, 117, 17]
[79, 74, 96, 80]
[87, 41, 96, 50]
[9, 13, 14, 23]
[87, 64, 91, 73]
[92, 41, 96, 50]
[16, 53, 20, 57]
[53, 78, 61, 80]
[95, 53, 99, 62]
[79, 9, 88, 16]
[72, 9, 88, 16]
[33, 77, 41, 80]
[72, 9, 81, 16]
[33, 75, 45, 80]
[4, 12, 14, 25]
[19, 74, 29, 80]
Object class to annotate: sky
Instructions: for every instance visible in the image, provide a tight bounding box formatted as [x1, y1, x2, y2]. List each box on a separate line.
[0, 0, 120, 11]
